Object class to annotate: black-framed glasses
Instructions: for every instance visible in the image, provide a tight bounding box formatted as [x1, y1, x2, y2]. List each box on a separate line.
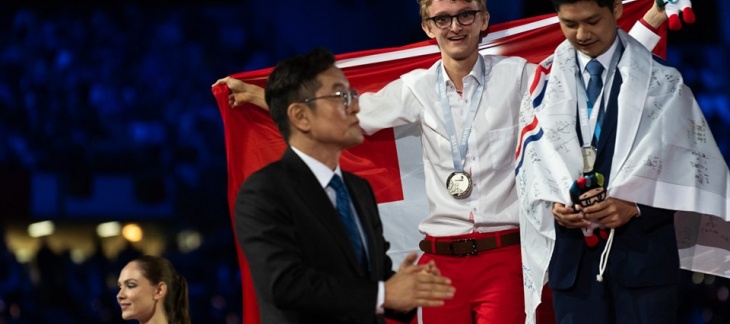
[426, 10, 482, 29]
[303, 89, 359, 111]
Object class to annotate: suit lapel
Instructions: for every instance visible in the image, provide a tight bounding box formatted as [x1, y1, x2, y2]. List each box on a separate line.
[281, 148, 367, 275]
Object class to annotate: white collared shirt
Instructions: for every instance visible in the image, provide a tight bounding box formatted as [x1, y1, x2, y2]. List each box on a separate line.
[359, 55, 531, 236]
[440, 57, 484, 139]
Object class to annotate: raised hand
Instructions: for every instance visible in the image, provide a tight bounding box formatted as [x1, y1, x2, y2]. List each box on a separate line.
[211, 76, 268, 110]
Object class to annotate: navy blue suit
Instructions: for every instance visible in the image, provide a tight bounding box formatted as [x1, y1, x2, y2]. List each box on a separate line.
[549, 66, 680, 324]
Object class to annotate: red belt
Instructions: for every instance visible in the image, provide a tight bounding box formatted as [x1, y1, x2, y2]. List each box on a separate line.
[418, 230, 520, 256]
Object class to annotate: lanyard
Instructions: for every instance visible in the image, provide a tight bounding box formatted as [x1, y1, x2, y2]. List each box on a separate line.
[436, 55, 487, 174]
[575, 41, 623, 147]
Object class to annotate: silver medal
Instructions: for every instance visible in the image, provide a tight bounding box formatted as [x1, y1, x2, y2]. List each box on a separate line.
[581, 146, 597, 173]
[446, 172, 473, 199]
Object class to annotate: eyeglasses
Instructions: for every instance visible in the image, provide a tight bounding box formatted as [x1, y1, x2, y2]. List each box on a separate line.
[426, 10, 482, 29]
[303, 89, 359, 111]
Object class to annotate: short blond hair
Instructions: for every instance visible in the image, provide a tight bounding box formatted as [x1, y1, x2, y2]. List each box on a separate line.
[418, 0, 487, 20]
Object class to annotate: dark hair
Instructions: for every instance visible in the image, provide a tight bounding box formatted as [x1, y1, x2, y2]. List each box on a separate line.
[264, 48, 336, 142]
[551, 0, 615, 12]
[134, 255, 190, 324]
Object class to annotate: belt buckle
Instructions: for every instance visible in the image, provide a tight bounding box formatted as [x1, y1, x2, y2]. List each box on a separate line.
[450, 238, 478, 256]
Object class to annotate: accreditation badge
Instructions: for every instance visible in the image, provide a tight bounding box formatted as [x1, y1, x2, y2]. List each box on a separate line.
[446, 171, 472, 199]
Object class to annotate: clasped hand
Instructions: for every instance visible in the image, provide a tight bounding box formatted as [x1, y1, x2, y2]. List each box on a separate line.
[552, 197, 638, 229]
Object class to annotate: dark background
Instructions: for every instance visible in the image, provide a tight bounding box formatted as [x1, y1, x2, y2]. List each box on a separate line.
[0, 0, 728, 323]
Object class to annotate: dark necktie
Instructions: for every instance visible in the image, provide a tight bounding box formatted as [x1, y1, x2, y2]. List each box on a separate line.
[586, 59, 605, 140]
[329, 175, 368, 271]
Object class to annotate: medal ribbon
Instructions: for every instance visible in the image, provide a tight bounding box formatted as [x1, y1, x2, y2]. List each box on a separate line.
[437, 55, 486, 175]
[576, 40, 623, 148]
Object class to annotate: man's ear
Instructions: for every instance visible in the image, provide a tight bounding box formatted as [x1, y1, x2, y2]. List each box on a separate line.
[154, 282, 167, 301]
[422, 21, 436, 39]
[288, 102, 311, 133]
[480, 11, 490, 32]
[613, 0, 623, 19]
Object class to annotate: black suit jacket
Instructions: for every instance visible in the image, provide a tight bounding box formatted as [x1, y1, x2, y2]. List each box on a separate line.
[235, 147, 411, 324]
[550, 71, 679, 290]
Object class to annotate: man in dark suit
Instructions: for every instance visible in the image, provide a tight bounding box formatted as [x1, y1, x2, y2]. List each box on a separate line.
[544, 0, 683, 322]
[235, 48, 455, 324]
[516, 0, 730, 322]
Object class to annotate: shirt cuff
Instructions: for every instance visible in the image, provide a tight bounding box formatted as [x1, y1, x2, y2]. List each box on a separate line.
[639, 18, 661, 34]
[628, 20, 661, 52]
[376, 281, 385, 314]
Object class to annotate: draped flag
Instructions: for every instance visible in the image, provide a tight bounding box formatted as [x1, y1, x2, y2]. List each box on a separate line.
[516, 28, 730, 322]
[212, 1, 663, 323]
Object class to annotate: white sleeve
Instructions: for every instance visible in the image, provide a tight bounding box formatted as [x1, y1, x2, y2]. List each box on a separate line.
[628, 21, 661, 51]
[358, 78, 421, 136]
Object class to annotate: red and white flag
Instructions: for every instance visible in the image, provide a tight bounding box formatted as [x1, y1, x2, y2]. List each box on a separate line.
[212, 1, 663, 322]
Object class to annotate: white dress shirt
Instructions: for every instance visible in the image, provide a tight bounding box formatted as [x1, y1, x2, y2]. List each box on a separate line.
[359, 55, 532, 236]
